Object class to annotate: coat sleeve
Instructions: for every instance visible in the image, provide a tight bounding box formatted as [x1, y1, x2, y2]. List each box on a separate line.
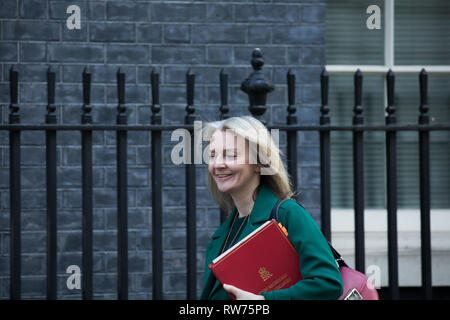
[260, 201, 344, 300]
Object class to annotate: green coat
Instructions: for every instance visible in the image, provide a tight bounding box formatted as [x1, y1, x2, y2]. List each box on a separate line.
[200, 183, 344, 300]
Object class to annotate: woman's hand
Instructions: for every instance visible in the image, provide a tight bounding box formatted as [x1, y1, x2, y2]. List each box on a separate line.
[223, 284, 265, 300]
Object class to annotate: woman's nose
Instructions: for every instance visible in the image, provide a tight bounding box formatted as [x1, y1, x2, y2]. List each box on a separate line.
[211, 154, 226, 167]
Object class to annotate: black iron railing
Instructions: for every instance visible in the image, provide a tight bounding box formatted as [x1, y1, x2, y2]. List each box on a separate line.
[1, 49, 449, 300]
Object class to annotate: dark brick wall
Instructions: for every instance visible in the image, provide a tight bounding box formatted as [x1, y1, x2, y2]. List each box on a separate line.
[0, 0, 326, 299]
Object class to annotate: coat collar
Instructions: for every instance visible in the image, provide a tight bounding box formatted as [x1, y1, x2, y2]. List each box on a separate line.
[211, 183, 279, 240]
[201, 183, 280, 299]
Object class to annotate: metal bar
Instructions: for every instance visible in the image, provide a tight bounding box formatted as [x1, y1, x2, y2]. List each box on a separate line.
[325, 65, 450, 75]
[9, 65, 21, 300]
[219, 69, 229, 224]
[81, 67, 93, 300]
[418, 69, 432, 300]
[385, 70, 399, 300]
[384, 0, 395, 69]
[286, 69, 298, 201]
[116, 68, 128, 300]
[185, 69, 197, 300]
[2, 124, 449, 132]
[320, 68, 331, 241]
[151, 68, 163, 300]
[46, 66, 57, 300]
[353, 69, 365, 273]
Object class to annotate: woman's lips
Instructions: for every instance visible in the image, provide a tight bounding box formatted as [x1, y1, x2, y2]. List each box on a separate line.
[215, 174, 233, 181]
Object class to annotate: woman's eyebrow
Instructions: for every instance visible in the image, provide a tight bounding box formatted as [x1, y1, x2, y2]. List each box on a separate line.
[209, 148, 237, 153]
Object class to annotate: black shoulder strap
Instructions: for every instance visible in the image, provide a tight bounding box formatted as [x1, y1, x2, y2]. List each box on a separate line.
[270, 198, 348, 268]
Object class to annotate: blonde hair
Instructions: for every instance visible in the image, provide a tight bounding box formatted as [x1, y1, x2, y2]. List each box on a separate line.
[203, 116, 297, 214]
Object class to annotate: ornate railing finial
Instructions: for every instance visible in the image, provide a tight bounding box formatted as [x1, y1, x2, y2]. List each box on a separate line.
[240, 48, 274, 124]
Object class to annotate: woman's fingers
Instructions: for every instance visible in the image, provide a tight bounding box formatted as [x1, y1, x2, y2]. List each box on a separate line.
[223, 284, 242, 298]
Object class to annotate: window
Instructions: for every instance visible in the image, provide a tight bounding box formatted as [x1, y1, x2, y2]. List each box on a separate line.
[325, 0, 450, 210]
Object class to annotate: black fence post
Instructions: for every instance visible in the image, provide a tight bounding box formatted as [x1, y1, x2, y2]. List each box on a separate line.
[219, 69, 229, 224]
[320, 68, 331, 241]
[9, 65, 21, 300]
[286, 69, 298, 201]
[185, 69, 197, 300]
[418, 69, 432, 300]
[151, 68, 163, 300]
[240, 48, 274, 126]
[116, 68, 128, 300]
[81, 66, 93, 300]
[46, 66, 57, 300]
[385, 69, 399, 300]
[353, 69, 365, 273]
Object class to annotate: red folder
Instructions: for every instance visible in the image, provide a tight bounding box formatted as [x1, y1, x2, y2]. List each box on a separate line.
[208, 219, 302, 299]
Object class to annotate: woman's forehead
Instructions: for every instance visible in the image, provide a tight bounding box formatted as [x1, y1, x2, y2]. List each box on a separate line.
[210, 130, 246, 149]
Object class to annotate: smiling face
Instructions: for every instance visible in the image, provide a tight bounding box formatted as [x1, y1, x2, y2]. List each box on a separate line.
[208, 129, 260, 196]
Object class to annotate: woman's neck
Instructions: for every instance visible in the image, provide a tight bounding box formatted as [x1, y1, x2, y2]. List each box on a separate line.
[230, 181, 261, 218]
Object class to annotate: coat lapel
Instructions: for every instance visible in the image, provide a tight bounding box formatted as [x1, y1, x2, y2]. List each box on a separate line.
[201, 184, 280, 299]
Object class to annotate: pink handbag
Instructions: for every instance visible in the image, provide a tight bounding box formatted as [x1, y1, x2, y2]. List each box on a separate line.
[329, 244, 379, 300]
[271, 199, 380, 300]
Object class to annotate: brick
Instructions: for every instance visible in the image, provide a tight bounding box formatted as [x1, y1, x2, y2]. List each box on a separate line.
[21, 277, 46, 295]
[0, 0, 17, 19]
[62, 64, 136, 84]
[235, 4, 298, 23]
[93, 273, 117, 294]
[235, 47, 287, 66]
[287, 47, 302, 65]
[135, 188, 151, 207]
[106, 2, 150, 21]
[20, 0, 47, 19]
[5, 64, 60, 83]
[302, 86, 321, 106]
[273, 26, 325, 45]
[106, 85, 148, 104]
[19, 43, 46, 62]
[93, 230, 117, 252]
[163, 228, 186, 250]
[136, 24, 162, 43]
[164, 24, 190, 44]
[193, 24, 246, 44]
[49, 44, 104, 63]
[164, 272, 186, 293]
[206, 4, 233, 22]
[3, 21, 59, 41]
[21, 167, 45, 188]
[62, 24, 88, 42]
[248, 25, 272, 44]
[163, 187, 185, 206]
[22, 254, 46, 275]
[88, 1, 106, 21]
[298, 187, 320, 208]
[302, 4, 326, 23]
[206, 46, 233, 65]
[300, 166, 320, 186]
[107, 44, 149, 64]
[90, 23, 135, 43]
[302, 46, 325, 65]
[130, 230, 152, 251]
[151, 3, 205, 22]
[152, 46, 204, 65]
[105, 207, 150, 230]
[298, 146, 320, 165]
[0, 43, 18, 61]
[49, 1, 87, 20]
[274, 66, 322, 84]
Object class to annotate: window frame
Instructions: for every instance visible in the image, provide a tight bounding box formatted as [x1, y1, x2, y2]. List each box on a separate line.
[325, 0, 450, 273]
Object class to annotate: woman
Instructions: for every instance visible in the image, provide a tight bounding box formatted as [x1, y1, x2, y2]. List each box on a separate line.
[200, 116, 343, 300]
